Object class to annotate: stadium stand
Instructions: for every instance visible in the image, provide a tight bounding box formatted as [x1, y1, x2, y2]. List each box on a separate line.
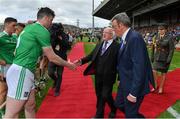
[93, 0, 180, 48]
[93, 0, 180, 28]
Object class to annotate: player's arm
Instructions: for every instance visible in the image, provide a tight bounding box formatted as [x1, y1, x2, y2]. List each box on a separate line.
[43, 46, 76, 70]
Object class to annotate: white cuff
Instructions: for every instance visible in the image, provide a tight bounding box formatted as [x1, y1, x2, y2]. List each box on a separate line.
[129, 94, 136, 99]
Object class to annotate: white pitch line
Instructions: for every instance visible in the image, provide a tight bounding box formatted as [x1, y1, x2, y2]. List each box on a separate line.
[167, 107, 180, 118]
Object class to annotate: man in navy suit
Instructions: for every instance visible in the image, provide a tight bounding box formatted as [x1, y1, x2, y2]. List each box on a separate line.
[111, 13, 155, 118]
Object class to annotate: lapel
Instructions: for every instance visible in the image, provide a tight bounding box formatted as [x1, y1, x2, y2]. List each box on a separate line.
[92, 42, 103, 60]
[102, 40, 113, 56]
[118, 29, 132, 58]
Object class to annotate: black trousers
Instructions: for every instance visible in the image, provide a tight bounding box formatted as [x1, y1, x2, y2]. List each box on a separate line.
[94, 74, 116, 117]
[115, 85, 145, 118]
[48, 62, 64, 93]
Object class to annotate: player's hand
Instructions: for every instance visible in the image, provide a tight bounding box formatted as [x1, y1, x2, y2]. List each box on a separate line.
[73, 59, 81, 66]
[67, 59, 76, 70]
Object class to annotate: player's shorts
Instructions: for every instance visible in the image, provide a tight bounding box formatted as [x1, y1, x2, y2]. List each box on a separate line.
[6, 64, 35, 100]
[0, 64, 11, 78]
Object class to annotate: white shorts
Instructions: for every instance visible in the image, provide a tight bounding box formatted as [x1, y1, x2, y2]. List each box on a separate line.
[6, 64, 35, 100]
[0, 64, 11, 78]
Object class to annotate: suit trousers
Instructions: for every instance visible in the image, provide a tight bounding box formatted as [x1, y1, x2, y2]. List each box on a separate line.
[94, 74, 116, 117]
[48, 62, 64, 93]
[115, 85, 144, 118]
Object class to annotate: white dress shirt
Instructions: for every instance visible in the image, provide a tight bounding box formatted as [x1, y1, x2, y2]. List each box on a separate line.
[102, 39, 113, 50]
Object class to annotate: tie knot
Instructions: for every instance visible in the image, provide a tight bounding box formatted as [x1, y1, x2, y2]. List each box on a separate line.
[104, 41, 108, 47]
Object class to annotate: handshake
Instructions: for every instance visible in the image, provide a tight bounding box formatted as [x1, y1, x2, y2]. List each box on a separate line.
[66, 59, 82, 70]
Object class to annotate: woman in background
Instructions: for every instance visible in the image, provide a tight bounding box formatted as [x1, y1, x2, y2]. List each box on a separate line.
[151, 24, 175, 94]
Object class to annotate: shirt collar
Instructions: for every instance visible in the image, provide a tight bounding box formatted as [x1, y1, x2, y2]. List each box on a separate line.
[122, 28, 130, 41]
[12, 33, 18, 36]
[36, 22, 48, 31]
[3, 31, 9, 35]
[104, 39, 113, 44]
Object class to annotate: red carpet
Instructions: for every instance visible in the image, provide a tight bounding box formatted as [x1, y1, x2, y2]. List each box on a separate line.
[139, 68, 180, 117]
[36, 42, 180, 118]
[36, 42, 97, 118]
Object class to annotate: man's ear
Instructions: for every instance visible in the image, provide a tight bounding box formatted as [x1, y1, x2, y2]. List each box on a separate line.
[44, 15, 48, 20]
[4, 23, 8, 27]
[118, 23, 122, 28]
[42, 15, 48, 21]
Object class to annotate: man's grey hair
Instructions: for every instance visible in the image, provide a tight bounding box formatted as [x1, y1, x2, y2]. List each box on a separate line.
[111, 12, 131, 27]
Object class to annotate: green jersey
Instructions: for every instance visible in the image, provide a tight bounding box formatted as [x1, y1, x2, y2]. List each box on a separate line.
[12, 33, 18, 40]
[0, 31, 17, 64]
[13, 22, 51, 73]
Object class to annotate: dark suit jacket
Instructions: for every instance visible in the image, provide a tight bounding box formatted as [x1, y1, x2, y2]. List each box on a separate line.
[81, 40, 119, 84]
[117, 29, 155, 97]
[151, 33, 174, 63]
[51, 32, 70, 60]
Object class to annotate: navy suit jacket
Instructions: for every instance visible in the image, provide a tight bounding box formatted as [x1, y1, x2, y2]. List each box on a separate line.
[117, 28, 155, 97]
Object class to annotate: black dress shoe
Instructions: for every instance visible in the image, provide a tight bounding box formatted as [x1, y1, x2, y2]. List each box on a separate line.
[93, 114, 103, 118]
[54, 91, 60, 97]
[108, 111, 116, 118]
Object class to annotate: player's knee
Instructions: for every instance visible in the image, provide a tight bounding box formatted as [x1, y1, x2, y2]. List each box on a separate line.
[25, 101, 36, 112]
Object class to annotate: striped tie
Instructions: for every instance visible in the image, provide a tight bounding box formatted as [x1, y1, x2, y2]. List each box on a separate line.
[101, 41, 108, 55]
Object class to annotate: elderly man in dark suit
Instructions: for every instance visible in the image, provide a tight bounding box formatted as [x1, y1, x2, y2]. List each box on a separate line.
[75, 27, 119, 118]
[111, 13, 155, 118]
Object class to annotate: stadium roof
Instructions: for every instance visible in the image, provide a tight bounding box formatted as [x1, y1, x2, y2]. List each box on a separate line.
[93, 0, 180, 20]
